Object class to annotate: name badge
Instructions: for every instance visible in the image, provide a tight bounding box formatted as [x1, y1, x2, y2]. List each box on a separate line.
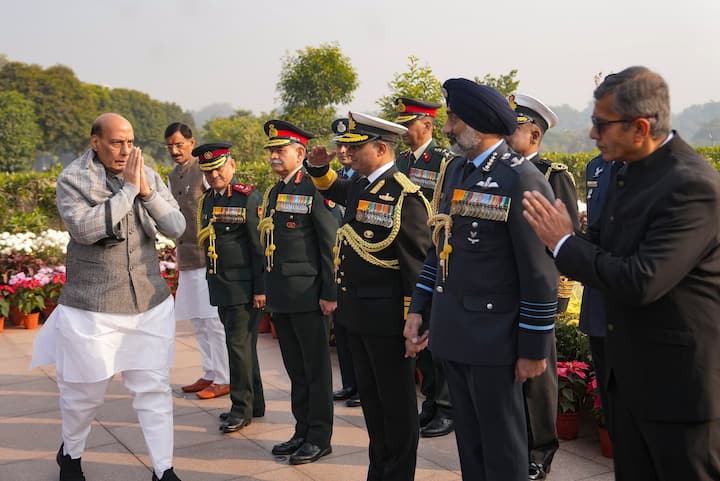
[408, 167, 438, 189]
[356, 200, 394, 228]
[450, 189, 511, 222]
[276, 194, 312, 214]
[212, 206, 246, 223]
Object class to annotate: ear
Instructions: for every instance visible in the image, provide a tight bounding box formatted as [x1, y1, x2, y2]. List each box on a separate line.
[530, 127, 542, 146]
[375, 141, 388, 156]
[633, 117, 652, 141]
[90, 134, 99, 151]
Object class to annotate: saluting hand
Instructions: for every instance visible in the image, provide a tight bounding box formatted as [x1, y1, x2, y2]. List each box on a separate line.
[308, 146, 337, 167]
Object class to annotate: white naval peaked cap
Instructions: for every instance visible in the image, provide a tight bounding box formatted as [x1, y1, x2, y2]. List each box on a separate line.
[510, 93, 559, 132]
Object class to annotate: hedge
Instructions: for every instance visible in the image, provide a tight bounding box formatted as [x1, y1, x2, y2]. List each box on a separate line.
[3, 147, 720, 234]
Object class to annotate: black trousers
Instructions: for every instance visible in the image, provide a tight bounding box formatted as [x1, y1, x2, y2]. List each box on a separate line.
[218, 304, 254, 419]
[272, 310, 333, 447]
[589, 336, 610, 436]
[348, 332, 418, 481]
[609, 384, 720, 481]
[524, 339, 559, 466]
[333, 318, 357, 392]
[444, 360, 527, 481]
[417, 348, 452, 414]
[249, 308, 265, 414]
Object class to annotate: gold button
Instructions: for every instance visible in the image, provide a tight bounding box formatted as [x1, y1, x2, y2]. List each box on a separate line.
[607, 323, 615, 332]
[341, 287, 347, 292]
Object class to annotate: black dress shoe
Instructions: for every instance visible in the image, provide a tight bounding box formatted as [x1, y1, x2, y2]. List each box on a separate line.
[420, 415, 454, 438]
[57, 444, 86, 481]
[288, 442, 332, 465]
[528, 462, 547, 480]
[219, 411, 230, 421]
[418, 399, 436, 428]
[219, 416, 251, 433]
[272, 436, 305, 455]
[332, 386, 356, 401]
[345, 395, 361, 407]
[152, 467, 183, 481]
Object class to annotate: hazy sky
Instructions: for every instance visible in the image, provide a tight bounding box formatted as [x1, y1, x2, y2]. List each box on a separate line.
[2, 0, 718, 118]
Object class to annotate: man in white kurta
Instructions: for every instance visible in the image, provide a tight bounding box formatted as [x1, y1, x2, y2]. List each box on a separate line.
[31, 113, 186, 481]
[165, 122, 229, 399]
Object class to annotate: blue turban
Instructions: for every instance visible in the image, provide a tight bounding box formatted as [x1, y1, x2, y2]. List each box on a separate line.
[442, 78, 517, 136]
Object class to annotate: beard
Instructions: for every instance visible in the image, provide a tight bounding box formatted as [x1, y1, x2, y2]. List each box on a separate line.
[448, 126, 482, 157]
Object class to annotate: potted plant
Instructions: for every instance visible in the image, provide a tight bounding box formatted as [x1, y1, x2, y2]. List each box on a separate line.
[587, 375, 613, 457]
[0, 284, 12, 332]
[41, 270, 65, 319]
[556, 360, 590, 440]
[8, 274, 45, 329]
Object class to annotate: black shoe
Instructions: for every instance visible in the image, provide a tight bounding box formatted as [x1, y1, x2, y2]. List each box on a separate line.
[57, 444, 86, 481]
[420, 415, 454, 438]
[272, 436, 305, 456]
[152, 467, 182, 481]
[332, 386, 356, 401]
[345, 395, 361, 407]
[219, 411, 230, 421]
[528, 462, 547, 480]
[219, 416, 251, 433]
[418, 399, 436, 428]
[288, 442, 332, 465]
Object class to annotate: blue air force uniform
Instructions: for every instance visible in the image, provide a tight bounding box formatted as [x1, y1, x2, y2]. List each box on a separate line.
[408, 79, 558, 481]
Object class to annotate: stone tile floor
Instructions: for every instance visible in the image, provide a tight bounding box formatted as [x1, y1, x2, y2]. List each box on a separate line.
[0, 320, 614, 480]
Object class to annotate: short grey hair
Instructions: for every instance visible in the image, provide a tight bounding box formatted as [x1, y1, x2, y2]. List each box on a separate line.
[594, 66, 671, 139]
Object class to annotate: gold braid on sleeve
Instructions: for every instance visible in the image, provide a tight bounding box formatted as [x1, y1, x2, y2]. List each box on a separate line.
[426, 157, 453, 281]
[196, 195, 218, 274]
[257, 185, 276, 272]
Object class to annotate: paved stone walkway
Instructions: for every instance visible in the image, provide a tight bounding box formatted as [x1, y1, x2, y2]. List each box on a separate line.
[0, 319, 614, 480]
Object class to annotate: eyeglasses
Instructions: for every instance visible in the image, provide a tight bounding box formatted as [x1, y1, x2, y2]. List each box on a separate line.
[165, 142, 185, 151]
[591, 115, 657, 135]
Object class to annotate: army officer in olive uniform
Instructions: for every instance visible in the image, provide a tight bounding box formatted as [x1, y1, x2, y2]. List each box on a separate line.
[395, 96, 456, 438]
[307, 112, 432, 481]
[258, 120, 338, 465]
[406, 79, 558, 481]
[195, 142, 266, 434]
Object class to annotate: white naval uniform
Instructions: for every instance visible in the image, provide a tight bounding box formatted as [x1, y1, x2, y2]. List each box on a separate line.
[31, 296, 176, 478]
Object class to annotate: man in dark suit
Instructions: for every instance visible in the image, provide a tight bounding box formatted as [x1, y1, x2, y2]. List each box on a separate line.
[523, 66, 720, 481]
[259, 120, 338, 465]
[326, 117, 361, 409]
[578, 154, 613, 434]
[394, 97, 456, 438]
[195, 142, 266, 434]
[307, 111, 432, 481]
[506, 93, 579, 480]
[406, 79, 558, 481]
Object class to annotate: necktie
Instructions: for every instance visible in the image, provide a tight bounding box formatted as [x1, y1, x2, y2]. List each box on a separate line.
[462, 162, 476, 180]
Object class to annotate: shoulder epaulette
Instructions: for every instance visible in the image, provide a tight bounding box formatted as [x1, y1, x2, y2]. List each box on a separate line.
[433, 146, 451, 154]
[550, 162, 568, 172]
[233, 183, 256, 194]
[400, 149, 411, 158]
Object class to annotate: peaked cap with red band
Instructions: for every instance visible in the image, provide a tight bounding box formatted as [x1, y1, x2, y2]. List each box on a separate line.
[193, 141, 232, 171]
[263, 120, 314, 149]
[394, 97, 442, 124]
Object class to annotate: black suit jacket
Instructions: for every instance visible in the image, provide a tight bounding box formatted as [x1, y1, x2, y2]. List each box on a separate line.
[308, 163, 432, 336]
[409, 141, 559, 365]
[556, 134, 720, 422]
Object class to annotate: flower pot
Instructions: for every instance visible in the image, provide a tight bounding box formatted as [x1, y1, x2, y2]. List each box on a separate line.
[556, 412, 580, 440]
[597, 425, 613, 458]
[258, 313, 271, 334]
[10, 305, 24, 326]
[0, 316, 5, 333]
[22, 312, 40, 329]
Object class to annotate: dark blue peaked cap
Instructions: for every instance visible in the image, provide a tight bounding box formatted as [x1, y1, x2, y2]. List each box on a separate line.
[442, 78, 517, 136]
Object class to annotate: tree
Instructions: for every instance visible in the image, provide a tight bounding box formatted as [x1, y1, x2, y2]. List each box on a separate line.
[203, 110, 273, 165]
[0, 90, 42, 172]
[376, 55, 447, 146]
[277, 43, 358, 138]
[474, 69, 520, 97]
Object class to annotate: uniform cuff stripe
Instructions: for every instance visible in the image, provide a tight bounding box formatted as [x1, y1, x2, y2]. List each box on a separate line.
[519, 323, 555, 331]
